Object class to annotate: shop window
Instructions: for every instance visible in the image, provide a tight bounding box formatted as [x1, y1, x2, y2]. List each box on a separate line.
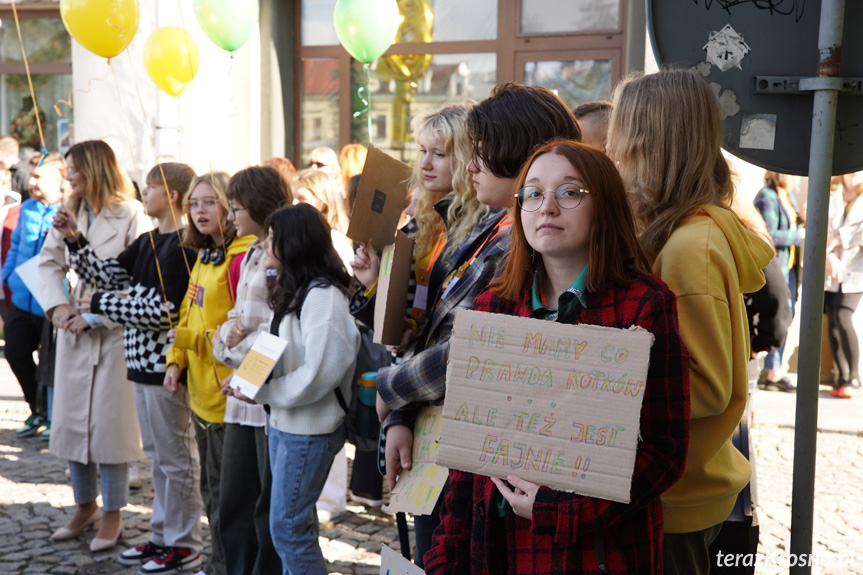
[0, 15, 72, 154]
[301, 0, 497, 46]
[351, 53, 496, 160]
[300, 58, 340, 160]
[520, 0, 620, 34]
[523, 59, 612, 108]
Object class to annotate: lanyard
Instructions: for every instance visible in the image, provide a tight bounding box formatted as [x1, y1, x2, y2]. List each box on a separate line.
[426, 233, 448, 277]
[466, 215, 512, 269]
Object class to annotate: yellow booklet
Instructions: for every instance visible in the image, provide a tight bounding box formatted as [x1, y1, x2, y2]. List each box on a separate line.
[233, 332, 288, 399]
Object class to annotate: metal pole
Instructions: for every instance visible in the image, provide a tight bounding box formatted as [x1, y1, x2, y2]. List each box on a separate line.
[790, 0, 845, 573]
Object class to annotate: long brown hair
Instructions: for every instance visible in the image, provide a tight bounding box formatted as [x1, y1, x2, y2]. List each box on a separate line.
[607, 69, 733, 258]
[492, 140, 649, 300]
[64, 140, 135, 215]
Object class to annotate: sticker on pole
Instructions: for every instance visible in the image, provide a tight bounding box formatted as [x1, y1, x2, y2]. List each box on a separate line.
[704, 24, 751, 72]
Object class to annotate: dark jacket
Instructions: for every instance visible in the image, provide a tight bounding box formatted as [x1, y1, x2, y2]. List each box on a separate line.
[745, 257, 792, 354]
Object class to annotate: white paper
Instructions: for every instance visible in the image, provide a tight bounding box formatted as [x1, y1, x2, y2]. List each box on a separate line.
[380, 544, 425, 575]
[703, 24, 751, 72]
[14, 256, 46, 311]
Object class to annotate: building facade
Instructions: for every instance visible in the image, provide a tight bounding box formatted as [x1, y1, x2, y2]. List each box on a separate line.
[0, 0, 643, 175]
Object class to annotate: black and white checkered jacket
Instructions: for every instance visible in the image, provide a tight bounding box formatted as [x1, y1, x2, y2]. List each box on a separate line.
[67, 230, 195, 385]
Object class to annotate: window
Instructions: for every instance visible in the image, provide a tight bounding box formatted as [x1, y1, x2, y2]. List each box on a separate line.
[0, 13, 72, 154]
[520, 0, 620, 34]
[296, 0, 626, 162]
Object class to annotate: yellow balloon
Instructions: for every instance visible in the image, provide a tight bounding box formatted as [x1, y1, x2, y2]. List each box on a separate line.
[60, 0, 139, 60]
[143, 27, 200, 97]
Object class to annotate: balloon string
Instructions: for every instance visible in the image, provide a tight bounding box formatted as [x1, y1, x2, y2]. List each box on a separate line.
[177, 3, 239, 329]
[74, 66, 111, 95]
[54, 94, 73, 118]
[11, 2, 48, 165]
[351, 63, 373, 144]
[108, 60, 175, 330]
[105, 0, 129, 45]
[123, 49, 193, 279]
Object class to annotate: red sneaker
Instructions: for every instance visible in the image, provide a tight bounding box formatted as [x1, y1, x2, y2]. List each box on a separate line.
[140, 547, 202, 574]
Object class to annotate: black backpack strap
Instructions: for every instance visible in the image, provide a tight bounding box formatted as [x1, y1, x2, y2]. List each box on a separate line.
[269, 313, 283, 335]
[334, 387, 349, 414]
[595, 531, 608, 574]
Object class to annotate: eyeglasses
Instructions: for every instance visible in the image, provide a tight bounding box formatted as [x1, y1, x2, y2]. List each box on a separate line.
[516, 184, 589, 212]
[308, 161, 326, 169]
[186, 198, 218, 209]
[229, 205, 247, 216]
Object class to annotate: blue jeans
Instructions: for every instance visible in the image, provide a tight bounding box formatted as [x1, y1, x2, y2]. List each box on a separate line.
[269, 424, 345, 575]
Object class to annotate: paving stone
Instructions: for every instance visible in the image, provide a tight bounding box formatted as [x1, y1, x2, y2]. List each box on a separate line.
[4, 362, 858, 574]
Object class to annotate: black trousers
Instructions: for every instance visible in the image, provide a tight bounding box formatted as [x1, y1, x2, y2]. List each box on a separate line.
[824, 289, 863, 383]
[195, 421, 226, 575]
[219, 423, 281, 575]
[5, 304, 48, 415]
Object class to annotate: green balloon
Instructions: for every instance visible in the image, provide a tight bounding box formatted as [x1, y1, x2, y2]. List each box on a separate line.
[334, 0, 401, 63]
[194, 0, 259, 53]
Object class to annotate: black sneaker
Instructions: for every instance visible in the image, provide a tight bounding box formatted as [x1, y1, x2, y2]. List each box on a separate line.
[118, 541, 166, 566]
[15, 414, 47, 438]
[140, 547, 202, 574]
[763, 376, 797, 393]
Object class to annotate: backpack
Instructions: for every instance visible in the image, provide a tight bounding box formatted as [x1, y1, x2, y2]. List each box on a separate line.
[335, 320, 392, 451]
[285, 280, 392, 451]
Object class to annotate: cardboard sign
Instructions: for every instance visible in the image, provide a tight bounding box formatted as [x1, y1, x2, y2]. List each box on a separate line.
[374, 231, 414, 345]
[232, 332, 288, 399]
[347, 144, 412, 251]
[436, 309, 655, 504]
[384, 406, 448, 516]
[380, 544, 426, 575]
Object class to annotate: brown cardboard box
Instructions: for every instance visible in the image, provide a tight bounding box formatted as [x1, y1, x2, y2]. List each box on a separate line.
[374, 230, 414, 345]
[346, 144, 412, 251]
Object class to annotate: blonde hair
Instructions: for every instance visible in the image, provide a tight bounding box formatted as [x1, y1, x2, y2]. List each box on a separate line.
[182, 171, 235, 249]
[64, 140, 136, 215]
[339, 143, 367, 191]
[408, 103, 488, 259]
[608, 69, 733, 258]
[292, 168, 350, 233]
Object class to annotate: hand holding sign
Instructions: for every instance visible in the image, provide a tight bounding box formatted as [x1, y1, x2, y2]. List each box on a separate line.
[491, 475, 540, 520]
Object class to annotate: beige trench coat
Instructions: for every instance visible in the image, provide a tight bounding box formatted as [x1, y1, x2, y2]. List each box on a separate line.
[39, 200, 152, 465]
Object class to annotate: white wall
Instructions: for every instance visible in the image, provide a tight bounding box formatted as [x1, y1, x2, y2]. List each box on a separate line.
[72, 2, 261, 182]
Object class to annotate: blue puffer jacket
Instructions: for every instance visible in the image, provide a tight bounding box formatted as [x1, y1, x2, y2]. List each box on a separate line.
[1, 198, 61, 316]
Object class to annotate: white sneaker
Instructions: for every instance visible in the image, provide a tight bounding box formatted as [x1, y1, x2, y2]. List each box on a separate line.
[129, 463, 142, 489]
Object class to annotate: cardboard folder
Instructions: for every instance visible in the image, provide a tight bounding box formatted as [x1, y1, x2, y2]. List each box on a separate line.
[347, 144, 412, 251]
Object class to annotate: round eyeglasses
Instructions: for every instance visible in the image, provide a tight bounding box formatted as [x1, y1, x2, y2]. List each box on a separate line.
[515, 184, 590, 212]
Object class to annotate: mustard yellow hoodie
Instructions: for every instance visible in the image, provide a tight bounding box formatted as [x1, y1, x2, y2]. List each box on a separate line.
[166, 235, 254, 423]
[655, 204, 773, 533]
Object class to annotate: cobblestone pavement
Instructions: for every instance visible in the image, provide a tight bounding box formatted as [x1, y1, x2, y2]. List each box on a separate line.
[2, 357, 862, 574]
[0, 359, 407, 575]
[749, 379, 863, 575]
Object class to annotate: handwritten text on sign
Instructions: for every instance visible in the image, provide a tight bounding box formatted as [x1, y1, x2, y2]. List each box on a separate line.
[436, 309, 654, 503]
[385, 406, 448, 515]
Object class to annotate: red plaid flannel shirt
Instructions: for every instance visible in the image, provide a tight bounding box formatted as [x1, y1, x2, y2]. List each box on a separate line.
[425, 270, 690, 574]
